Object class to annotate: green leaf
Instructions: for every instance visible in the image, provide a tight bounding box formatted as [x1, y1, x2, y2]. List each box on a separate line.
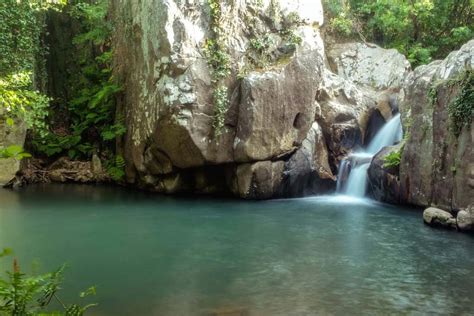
[6, 117, 14, 126]
[80, 286, 97, 298]
[0, 248, 13, 257]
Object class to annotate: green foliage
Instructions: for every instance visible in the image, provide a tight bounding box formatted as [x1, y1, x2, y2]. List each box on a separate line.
[279, 12, 303, 49]
[0, 1, 53, 139]
[0, 250, 96, 315]
[0, 145, 32, 160]
[34, 0, 125, 160]
[428, 83, 438, 108]
[105, 155, 126, 181]
[242, 5, 302, 77]
[447, 71, 474, 137]
[0, 0, 40, 77]
[211, 86, 229, 135]
[248, 35, 275, 69]
[383, 149, 401, 168]
[323, 0, 474, 67]
[204, 0, 231, 136]
[203, 39, 231, 84]
[0, 72, 51, 139]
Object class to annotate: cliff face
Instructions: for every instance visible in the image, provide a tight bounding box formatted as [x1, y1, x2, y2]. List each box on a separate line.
[399, 40, 473, 210]
[111, 0, 410, 198]
[367, 40, 473, 210]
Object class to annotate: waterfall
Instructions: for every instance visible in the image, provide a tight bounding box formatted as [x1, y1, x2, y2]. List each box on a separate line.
[337, 114, 403, 197]
[344, 163, 370, 197]
[366, 114, 403, 155]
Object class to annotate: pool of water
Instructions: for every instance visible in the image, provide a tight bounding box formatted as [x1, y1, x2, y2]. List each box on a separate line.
[1, 184, 473, 315]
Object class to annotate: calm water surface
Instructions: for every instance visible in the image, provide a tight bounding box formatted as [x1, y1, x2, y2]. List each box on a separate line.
[0, 184, 473, 315]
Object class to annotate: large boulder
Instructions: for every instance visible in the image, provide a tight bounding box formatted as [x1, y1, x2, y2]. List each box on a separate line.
[316, 69, 375, 164]
[423, 207, 457, 229]
[234, 49, 323, 162]
[111, 0, 325, 172]
[327, 42, 411, 90]
[399, 40, 474, 210]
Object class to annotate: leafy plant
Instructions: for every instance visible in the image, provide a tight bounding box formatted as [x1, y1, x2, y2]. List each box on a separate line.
[447, 71, 473, 137]
[0, 249, 96, 315]
[383, 150, 401, 168]
[0, 145, 32, 160]
[105, 155, 126, 181]
[204, 0, 231, 136]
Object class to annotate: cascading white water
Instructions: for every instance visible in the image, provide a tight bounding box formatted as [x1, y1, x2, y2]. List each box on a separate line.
[366, 113, 403, 155]
[344, 163, 370, 197]
[337, 114, 403, 197]
[336, 160, 349, 192]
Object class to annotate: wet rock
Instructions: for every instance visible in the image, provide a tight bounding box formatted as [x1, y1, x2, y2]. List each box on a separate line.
[367, 144, 403, 203]
[457, 206, 473, 231]
[231, 161, 285, 199]
[364, 109, 387, 146]
[279, 122, 335, 197]
[423, 207, 456, 229]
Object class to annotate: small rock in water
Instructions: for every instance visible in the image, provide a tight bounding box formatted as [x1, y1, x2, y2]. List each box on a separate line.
[423, 207, 456, 229]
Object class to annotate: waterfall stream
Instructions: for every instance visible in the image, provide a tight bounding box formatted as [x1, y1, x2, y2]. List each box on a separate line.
[337, 114, 403, 197]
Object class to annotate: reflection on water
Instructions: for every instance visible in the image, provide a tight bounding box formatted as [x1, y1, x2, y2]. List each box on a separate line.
[0, 184, 473, 315]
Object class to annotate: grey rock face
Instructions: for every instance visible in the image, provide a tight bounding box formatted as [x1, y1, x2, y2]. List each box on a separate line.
[327, 42, 411, 90]
[234, 49, 323, 162]
[399, 40, 474, 210]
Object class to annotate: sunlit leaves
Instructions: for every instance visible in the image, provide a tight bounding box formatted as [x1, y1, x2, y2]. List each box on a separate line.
[0, 145, 32, 160]
[324, 0, 473, 67]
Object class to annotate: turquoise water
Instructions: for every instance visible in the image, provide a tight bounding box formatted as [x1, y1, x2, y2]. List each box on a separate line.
[1, 184, 473, 315]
